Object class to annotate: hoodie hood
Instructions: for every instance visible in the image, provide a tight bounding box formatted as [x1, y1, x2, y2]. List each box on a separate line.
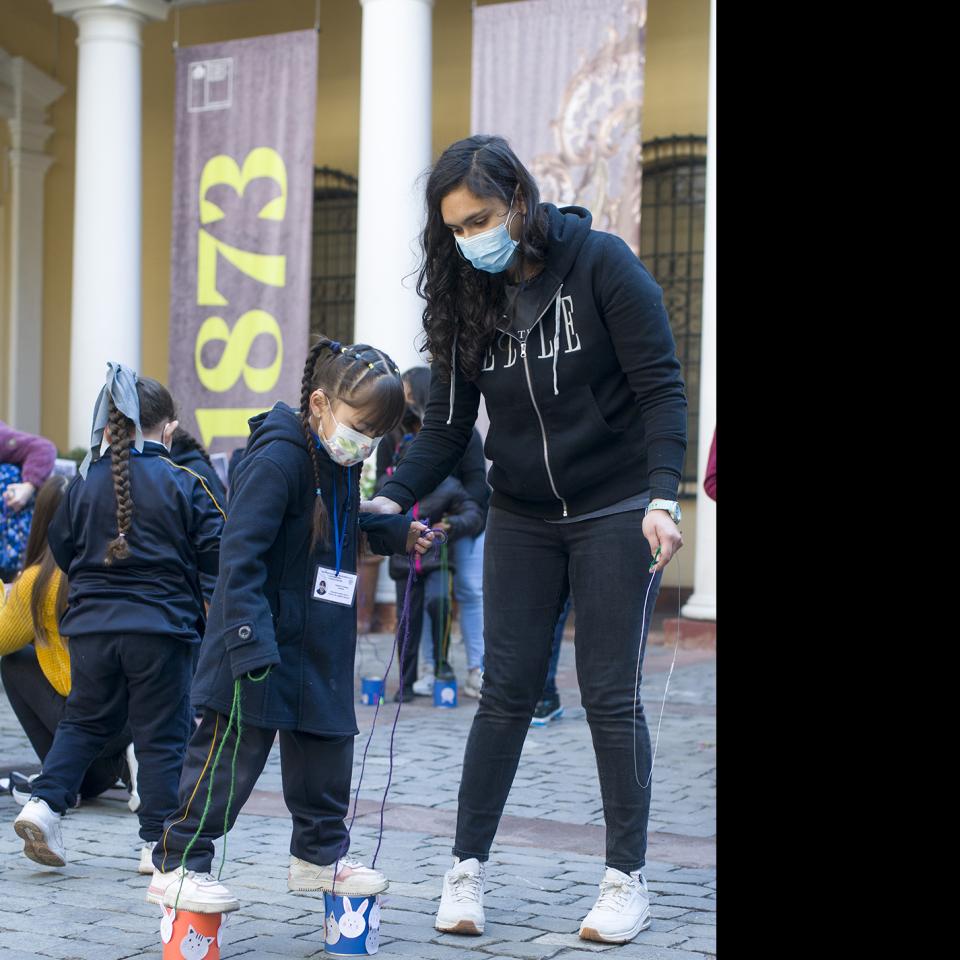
[540, 203, 593, 289]
[244, 402, 310, 460]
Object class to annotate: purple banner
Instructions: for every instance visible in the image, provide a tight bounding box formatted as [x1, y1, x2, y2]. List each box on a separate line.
[472, 0, 645, 252]
[169, 31, 317, 456]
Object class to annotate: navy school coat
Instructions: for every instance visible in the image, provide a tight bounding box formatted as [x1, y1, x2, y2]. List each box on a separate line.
[190, 403, 410, 736]
[47, 440, 224, 640]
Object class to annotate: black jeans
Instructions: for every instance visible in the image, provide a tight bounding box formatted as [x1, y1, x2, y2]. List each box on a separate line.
[154, 708, 354, 874]
[30, 634, 193, 841]
[453, 507, 661, 874]
[395, 569, 452, 692]
[0, 646, 131, 798]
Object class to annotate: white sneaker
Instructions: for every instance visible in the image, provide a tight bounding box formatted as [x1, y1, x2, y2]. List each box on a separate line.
[436, 857, 485, 935]
[579, 867, 651, 943]
[461, 667, 483, 699]
[288, 853, 388, 895]
[412, 665, 435, 697]
[138, 841, 157, 875]
[125, 743, 140, 813]
[155, 866, 240, 913]
[14, 797, 66, 867]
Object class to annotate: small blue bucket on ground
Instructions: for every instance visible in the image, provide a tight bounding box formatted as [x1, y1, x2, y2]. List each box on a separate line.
[433, 678, 457, 708]
[323, 892, 381, 956]
[360, 677, 385, 706]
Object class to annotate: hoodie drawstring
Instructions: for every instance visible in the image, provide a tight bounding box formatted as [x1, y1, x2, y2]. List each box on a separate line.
[552, 284, 563, 396]
[447, 327, 459, 425]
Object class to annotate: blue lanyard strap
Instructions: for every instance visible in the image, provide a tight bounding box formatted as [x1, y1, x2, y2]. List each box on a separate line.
[331, 466, 351, 576]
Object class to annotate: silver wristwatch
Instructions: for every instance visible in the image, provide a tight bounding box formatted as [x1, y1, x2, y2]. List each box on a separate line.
[645, 499, 682, 523]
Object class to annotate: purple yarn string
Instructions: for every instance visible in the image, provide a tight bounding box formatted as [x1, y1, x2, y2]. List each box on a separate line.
[330, 557, 417, 894]
[371, 556, 416, 868]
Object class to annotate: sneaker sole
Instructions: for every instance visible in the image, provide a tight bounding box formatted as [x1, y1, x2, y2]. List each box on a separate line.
[14, 820, 65, 868]
[161, 887, 240, 913]
[138, 861, 155, 876]
[530, 707, 564, 726]
[460, 686, 482, 699]
[288, 876, 389, 896]
[436, 918, 484, 935]
[579, 913, 651, 943]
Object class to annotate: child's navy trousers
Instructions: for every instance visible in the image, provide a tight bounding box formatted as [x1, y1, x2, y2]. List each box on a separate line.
[31, 633, 193, 841]
[154, 706, 354, 874]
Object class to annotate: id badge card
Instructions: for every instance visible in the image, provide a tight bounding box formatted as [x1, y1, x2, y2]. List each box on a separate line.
[312, 565, 357, 606]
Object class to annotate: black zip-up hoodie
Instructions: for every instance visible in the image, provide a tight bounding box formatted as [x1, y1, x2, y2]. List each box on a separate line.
[379, 204, 687, 520]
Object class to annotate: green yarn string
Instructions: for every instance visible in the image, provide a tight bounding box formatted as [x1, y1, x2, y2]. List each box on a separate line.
[218, 680, 244, 881]
[173, 679, 240, 911]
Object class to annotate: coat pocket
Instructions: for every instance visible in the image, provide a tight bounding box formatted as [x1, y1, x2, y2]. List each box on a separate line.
[275, 587, 304, 646]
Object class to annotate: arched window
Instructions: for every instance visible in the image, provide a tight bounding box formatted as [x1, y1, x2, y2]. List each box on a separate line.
[311, 166, 358, 347]
[640, 135, 708, 494]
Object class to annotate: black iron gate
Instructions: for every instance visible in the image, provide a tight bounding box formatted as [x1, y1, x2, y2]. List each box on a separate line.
[310, 166, 358, 347]
[640, 135, 708, 494]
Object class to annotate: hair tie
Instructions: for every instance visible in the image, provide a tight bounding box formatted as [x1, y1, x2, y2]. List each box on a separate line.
[315, 487, 321, 496]
[330, 341, 342, 354]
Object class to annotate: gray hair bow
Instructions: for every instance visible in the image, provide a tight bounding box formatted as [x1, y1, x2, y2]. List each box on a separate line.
[79, 362, 144, 479]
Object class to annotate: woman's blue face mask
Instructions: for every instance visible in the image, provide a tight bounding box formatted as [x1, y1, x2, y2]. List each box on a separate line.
[455, 202, 520, 274]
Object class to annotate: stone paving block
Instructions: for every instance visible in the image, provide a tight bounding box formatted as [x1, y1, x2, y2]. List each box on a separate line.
[679, 937, 716, 954]
[650, 896, 716, 912]
[477, 940, 565, 958]
[533, 932, 617, 952]
[649, 883, 714, 898]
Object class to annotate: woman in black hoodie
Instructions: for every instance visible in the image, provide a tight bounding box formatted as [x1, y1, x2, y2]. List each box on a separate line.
[364, 135, 687, 946]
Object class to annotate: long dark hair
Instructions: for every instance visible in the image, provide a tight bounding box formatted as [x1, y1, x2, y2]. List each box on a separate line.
[300, 336, 405, 549]
[170, 426, 215, 473]
[104, 377, 176, 565]
[402, 365, 431, 416]
[418, 135, 548, 382]
[15, 475, 69, 646]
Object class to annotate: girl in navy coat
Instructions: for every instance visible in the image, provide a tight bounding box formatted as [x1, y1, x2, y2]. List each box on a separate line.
[13, 366, 225, 871]
[147, 338, 435, 914]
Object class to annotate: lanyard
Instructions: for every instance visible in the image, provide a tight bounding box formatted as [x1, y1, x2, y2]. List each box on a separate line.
[331, 465, 352, 576]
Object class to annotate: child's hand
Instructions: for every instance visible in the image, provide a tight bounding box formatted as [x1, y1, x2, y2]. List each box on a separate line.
[407, 521, 435, 555]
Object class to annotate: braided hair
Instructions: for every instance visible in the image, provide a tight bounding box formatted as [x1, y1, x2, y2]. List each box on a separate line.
[300, 335, 405, 549]
[103, 377, 176, 565]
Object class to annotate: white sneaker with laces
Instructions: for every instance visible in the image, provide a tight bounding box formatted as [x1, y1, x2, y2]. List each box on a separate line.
[412, 665, 435, 696]
[461, 668, 483, 699]
[288, 854, 388, 895]
[436, 857, 485, 935]
[579, 866, 651, 943]
[154, 866, 240, 913]
[14, 797, 66, 867]
[138, 840, 157, 875]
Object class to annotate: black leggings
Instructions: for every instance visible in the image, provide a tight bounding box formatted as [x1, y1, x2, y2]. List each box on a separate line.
[0, 645, 131, 799]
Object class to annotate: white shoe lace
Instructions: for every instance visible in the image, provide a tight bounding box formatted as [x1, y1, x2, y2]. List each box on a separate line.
[448, 869, 482, 903]
[595, 878, 635, 912]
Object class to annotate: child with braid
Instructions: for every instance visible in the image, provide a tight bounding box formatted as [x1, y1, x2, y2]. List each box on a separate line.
[146, 336, 435, 914]
[13, 364, 225, 871]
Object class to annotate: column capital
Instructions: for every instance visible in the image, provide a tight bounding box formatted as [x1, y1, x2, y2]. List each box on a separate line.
[51, 0, 169, 21]
[7, 119, 57, 155]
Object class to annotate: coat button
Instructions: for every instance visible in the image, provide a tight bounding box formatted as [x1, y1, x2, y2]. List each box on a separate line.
[238, 625, 251, 640]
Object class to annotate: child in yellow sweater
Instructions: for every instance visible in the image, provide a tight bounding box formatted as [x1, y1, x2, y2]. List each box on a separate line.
[0, 476, 134, 804]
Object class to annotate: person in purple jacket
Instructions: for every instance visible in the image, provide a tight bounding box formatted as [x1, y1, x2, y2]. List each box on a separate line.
[1, 421, 57, 582]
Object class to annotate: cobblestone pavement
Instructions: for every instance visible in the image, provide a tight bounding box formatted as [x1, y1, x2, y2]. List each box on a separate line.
[0, 625, 716, 959]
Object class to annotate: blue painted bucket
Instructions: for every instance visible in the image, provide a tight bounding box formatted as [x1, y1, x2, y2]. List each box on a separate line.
[360, 677, 385, 707]
[433, 678, 457, 708]
[323, 892, 381, 956]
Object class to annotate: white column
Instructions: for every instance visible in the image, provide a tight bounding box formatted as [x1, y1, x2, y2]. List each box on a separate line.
[0, 51, 64, 434]
[354, 0, 434, 372]
[681, 0, 716, 621]
[51, 0, 167, 448]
